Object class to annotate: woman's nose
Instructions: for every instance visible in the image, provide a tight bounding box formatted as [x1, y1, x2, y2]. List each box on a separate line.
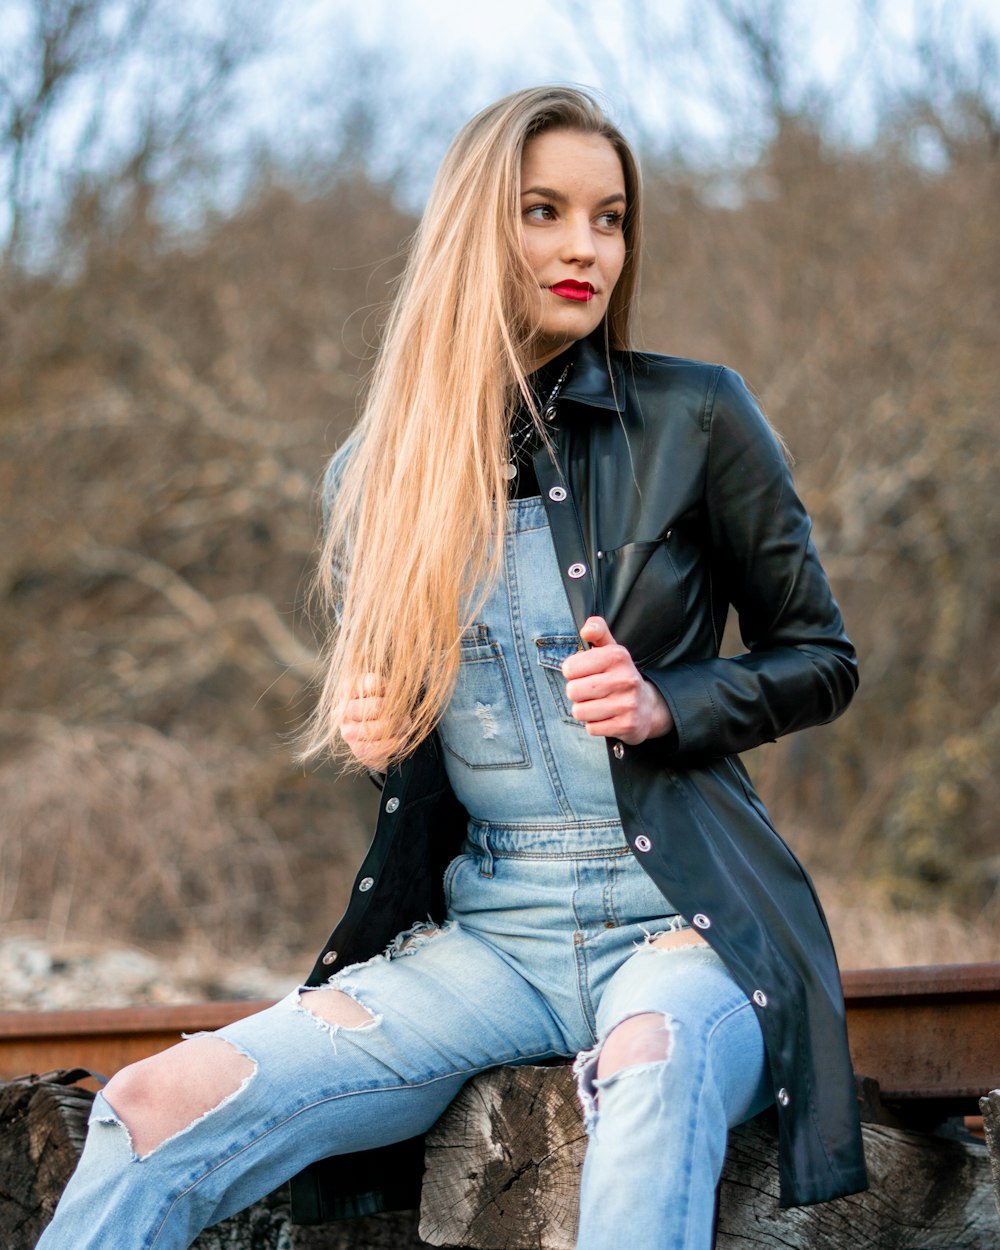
[560, 215, 597, 264]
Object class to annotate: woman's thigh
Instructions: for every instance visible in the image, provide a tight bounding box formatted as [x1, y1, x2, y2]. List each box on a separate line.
[39, 921, 575, 1249]
[106, 918, 571, 1168]
[577, 938, 772, 1130]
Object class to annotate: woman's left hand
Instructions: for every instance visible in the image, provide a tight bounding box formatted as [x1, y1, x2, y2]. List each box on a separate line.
[561, 617, 674, 745]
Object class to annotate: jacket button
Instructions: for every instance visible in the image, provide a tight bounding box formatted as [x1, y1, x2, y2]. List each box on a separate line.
[568, 562, 587, 579]
[385, 796, 400, 813]
[612, 742, 624, 759]
[692, 913, 711, 930]
[321, 950, 338, 966]
[543, 404, 557, 421]
[777, 1087, 791, 1107]
[752, 989, 768, 1008]
[548, 486, 567, 502]
[358, 876, 374, 892]
[634, 834, 652, 852]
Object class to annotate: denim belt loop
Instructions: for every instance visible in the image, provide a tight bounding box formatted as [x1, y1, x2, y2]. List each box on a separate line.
[479, 836, 495, 878]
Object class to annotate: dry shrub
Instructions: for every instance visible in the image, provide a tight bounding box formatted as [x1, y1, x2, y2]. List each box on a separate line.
[816, 870, 1000, 971]
[0, 718, 372, 961]
[0, 84, 997, 974]
[0, 174, 400, 970]
[642, 119, 1000, 912]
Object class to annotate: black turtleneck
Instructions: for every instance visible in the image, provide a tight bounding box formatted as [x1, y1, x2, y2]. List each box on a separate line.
[507, 348, 574, 499]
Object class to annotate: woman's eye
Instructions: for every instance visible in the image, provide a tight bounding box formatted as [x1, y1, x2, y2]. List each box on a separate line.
[524, 204, 555, 221]
[597, 210, 624, 230]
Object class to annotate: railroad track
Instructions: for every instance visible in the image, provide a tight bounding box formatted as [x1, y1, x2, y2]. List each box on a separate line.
[2, 963, 999, 1123]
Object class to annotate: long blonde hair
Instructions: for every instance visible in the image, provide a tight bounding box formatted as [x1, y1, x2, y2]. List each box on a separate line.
[305, 86, 644, 767]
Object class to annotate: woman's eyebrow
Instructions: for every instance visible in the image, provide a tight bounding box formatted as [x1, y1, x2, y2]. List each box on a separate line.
[520, 185, 627, 209]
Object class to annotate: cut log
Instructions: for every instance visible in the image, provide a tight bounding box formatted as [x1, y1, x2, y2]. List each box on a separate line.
[0, 1076, 432, 1250]
[7, 1068, 998, 1250]
[419, 1064, 585, 1250]
[981, 1089, 1000, 1221]
[420, 1064, 1000, 1250]
[0, 1073, 94, 1248]
[718, 1117, 996, 1249]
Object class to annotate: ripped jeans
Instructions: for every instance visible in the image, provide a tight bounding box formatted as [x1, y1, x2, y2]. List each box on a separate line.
[37, 820, 772, 1250]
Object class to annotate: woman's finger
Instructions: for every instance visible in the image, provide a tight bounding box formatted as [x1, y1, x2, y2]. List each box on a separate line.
[343, 694, 386, 723]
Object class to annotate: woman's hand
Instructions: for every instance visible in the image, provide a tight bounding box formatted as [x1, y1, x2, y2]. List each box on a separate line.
[338, 674, 404, 772]
[561, 617, 674, 745]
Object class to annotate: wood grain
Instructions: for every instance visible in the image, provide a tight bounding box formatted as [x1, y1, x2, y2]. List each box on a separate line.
[421, 1064, 1000, 1250]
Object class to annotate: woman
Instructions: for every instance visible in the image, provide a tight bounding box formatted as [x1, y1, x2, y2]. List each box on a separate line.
[38, 87, 867, 1250]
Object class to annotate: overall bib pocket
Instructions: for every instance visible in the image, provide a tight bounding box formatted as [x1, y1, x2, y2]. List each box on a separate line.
[535, 636, 584, 728]
[437, 625, 530, 768]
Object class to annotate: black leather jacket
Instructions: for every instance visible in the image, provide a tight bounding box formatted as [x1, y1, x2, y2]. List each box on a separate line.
[304, 334, 868, 1210]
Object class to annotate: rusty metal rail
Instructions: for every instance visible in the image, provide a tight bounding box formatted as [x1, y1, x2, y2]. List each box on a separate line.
[841, 962, 1000, 1116]
[0, 1000, 271, 1089]
[1, 964, 998, 1113]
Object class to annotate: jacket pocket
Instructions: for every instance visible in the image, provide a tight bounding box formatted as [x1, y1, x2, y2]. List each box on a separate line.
[535, 636, 584, 728]
[598, 539, 686, 664]
[437, 625, 530, 769]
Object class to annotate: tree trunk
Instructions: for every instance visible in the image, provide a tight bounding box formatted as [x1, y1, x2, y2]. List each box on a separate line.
[0, 1076, 431, 1250]
[980, 1089, 1000, 1222]
[6, 1069, 998, 1250]
[419, 1064, 585, 1250]
[0, 1074, 93, 1248]
[421, 1064, 999, 1250]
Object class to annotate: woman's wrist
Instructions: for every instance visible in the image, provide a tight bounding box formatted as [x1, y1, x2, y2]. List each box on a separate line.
[639, 679, 674, 742]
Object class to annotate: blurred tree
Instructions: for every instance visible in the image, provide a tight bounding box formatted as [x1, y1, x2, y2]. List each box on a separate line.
[555, 0, 1000, 917]
[0, 0, 275, 267]
[0, 0, 997, 972]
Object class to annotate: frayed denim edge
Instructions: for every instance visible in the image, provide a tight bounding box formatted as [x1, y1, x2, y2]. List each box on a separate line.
[92, 1036, 259, 1162]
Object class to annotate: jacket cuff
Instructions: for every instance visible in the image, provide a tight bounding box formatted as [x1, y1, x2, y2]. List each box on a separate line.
[643, 663, 717, 759]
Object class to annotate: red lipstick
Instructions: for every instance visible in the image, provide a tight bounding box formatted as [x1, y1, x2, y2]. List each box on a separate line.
[549, 280, 595, 302]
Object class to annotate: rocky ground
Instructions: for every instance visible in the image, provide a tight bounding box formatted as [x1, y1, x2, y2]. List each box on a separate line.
[0, 934, 297, 1011]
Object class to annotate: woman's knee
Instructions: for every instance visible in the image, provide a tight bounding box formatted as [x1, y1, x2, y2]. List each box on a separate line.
[299, 986, 378, 1029]
[595, 1012, 673, 1080]
[103, 1035, 256, 1158]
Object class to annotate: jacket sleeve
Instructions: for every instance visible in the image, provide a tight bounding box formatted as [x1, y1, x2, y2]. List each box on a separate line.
[642, 367, 858, 761]
[321, 435, 386, 788]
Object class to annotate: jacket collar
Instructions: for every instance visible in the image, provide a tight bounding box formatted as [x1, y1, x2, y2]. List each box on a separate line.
[559, 333, 626, 412]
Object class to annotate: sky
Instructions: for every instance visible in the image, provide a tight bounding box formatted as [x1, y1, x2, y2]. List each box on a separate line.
[234, 0, 1000, 183]
[2, 0, 999, 253]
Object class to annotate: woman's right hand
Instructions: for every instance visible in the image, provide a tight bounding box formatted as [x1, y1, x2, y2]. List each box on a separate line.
[338, 674, 402, 772]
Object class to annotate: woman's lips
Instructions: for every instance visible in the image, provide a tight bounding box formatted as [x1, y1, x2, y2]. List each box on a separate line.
[549, 281, 595, 302]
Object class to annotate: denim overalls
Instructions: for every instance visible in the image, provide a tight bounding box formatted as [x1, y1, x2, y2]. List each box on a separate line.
[37, 499, 770, 1250]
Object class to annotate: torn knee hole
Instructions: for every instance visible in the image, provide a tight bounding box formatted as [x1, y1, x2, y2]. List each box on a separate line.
[396, 926, 440, 954]
[596, 1012, 674, 1080]
[387, 919, 445, 958]
[102, 1035, 256, 1158]
[301, 987, 377, 1030]
[647, 929, 708, 952]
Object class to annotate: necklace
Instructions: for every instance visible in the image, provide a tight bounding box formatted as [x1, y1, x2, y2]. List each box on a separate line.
[502, 362, 572, 481]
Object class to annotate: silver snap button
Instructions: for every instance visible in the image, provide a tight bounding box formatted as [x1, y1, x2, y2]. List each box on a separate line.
[548, 485, 567, 502]
[613, 742, 625, 759]
[385, 796, 400, 813]
[777, 1087, 791, 1107]
[321, 950, 338, 966]
[543, 404, 557, 421]
[692, 913, 711, 930]
[358, 876, 374, 892]
[567, 562, 587, 579]
[634, 834, 652, 852]
[752, 989, 768, 1008]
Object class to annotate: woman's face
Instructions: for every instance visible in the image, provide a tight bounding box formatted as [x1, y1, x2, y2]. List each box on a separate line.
[519, 128, 627, 368]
